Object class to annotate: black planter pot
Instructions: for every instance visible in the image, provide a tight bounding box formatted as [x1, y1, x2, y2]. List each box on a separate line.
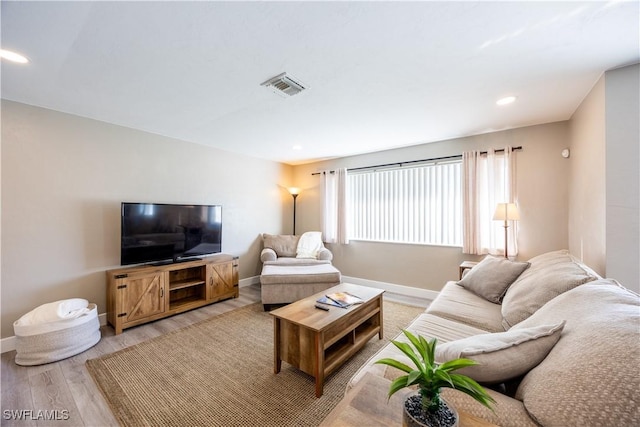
[402, 394, 459, 427]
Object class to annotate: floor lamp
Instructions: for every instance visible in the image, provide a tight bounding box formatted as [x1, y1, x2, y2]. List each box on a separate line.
[288, 187, 300, 235]
[493, 203, 520, 259]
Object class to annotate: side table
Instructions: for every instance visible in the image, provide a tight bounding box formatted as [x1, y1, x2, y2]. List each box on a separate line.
[320, 373, 496, 427]
[459, 261, 479, 280]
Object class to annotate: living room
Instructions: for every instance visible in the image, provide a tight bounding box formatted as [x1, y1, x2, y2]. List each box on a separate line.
[1, 1, 639, 426]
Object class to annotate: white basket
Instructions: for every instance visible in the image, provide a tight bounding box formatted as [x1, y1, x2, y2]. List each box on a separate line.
[13, 303, 101, 366]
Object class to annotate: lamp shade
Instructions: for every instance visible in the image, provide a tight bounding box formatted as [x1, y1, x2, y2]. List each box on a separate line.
[493, 203, 520, 221]
[288, 187, 301, 196]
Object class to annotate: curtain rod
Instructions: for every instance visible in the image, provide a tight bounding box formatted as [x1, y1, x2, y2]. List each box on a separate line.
[311, 146, 522, 175]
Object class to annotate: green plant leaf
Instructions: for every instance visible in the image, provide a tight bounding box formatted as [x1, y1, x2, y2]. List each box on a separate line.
[374, 357, 413, 373]
[407, 369, 422, 385]
[448, 373, 496, 411]
[390, 340, 422, 370]
[439, 358, 479, 372]
[388, 375, 410, 398]
[425, 337, 436, 368]
[434, 369, 454, 388]
[403, 330, 429, 364]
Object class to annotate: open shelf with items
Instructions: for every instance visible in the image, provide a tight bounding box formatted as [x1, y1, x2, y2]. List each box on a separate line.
[106, 254, 239, 334]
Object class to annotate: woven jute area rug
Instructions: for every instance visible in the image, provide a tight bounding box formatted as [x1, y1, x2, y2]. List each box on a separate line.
[86, 300, 424, 426]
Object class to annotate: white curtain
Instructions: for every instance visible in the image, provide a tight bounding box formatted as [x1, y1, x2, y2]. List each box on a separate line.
[462, 147, 518, 256]
[321, 168, 348, 244]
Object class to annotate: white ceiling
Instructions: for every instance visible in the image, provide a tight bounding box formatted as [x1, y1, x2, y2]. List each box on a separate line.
[1, 1, 638, 165]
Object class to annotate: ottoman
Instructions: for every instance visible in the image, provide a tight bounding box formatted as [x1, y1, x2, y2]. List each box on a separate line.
[260, 263, 341, 309]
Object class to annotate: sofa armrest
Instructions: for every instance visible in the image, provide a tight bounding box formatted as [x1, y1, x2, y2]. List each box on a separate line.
[317, 248, 333, 262]
[260, 248, 277, 263]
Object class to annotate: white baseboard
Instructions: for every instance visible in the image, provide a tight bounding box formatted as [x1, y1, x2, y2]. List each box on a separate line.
[239, 275, 260, 287]
[342, 275, 440, 301]
[1, 275, 435, 354]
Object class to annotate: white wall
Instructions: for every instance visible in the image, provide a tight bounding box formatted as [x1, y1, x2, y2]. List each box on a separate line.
[293, 122, 571, 292]
[568, 63, 640, 292]
[568, 76, 606, 275]
[605, 64, 640, 291]
[1, 100, 293, 338]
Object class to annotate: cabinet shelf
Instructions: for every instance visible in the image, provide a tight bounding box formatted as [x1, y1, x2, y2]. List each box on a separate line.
[169, 295, 205, 311]
[106, 254, 239, 334]
[170, 279, 206, 291]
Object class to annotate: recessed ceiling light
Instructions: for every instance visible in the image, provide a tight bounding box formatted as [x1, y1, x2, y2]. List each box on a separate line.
[0, 49, 29, 64]
[496, 96, 517, 106]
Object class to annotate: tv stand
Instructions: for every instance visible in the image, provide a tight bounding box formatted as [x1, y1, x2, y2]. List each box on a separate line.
[174, 257, 203, 263]
[106, 254, 239, 334]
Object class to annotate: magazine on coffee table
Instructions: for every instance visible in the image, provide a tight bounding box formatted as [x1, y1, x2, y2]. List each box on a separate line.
[317, 291, 364, 308]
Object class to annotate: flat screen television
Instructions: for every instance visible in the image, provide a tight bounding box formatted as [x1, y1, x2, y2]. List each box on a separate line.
[121, 202, 222, 265]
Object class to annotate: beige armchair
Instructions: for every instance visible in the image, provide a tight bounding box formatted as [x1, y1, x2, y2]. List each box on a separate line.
[259, 233, 340, 309]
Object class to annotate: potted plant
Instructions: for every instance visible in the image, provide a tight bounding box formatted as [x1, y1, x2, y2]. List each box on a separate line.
[375, 330, 495, 427]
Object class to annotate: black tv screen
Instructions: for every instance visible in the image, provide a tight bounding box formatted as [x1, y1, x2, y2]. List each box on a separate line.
[121, 202, 222, 265]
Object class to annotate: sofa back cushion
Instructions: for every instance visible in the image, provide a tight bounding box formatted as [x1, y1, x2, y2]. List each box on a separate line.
[513, 280, 640, 426]
[501, 250, 599, 328]
[262, 234, 299, 258]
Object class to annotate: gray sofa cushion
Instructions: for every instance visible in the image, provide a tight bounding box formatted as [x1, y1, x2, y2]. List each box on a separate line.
[426, 282, 505, 332]
[458, 255, 530, 303]
[501, 250, 599, 328]
[435, 321, 565, 384]
[513, 280, 640, 427]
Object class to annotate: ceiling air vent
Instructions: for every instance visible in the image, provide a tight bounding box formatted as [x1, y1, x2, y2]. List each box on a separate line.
[261, 72, 307, 97]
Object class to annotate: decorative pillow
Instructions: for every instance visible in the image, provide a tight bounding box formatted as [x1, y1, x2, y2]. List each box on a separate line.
[457, 256, 530, 304]
[296, 231, 324, 259]
[501, 250, 599, 328]
[435, 321, 565, 384]
[262, 234, 299, 258]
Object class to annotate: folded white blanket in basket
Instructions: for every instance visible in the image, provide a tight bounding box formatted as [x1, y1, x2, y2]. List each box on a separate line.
[14, 298, 90, 327]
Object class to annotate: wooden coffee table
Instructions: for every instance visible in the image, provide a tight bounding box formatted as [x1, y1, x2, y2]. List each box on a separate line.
[270, 283, 384, 397]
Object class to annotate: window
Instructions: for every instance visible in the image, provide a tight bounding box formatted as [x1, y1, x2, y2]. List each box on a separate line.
[347, 161, 462, 246]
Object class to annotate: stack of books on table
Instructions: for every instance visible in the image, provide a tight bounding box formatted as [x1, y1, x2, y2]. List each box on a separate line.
[316, 291, 364, 308]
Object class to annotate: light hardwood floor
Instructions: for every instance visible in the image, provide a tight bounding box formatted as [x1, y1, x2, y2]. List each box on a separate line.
[1, 284, 430, 426]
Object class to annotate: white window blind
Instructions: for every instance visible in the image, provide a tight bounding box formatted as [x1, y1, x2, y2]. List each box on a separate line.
[347, 162, 462, 246]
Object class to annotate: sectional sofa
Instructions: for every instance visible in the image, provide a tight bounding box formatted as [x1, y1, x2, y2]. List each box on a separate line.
[347, 250, 640, 426]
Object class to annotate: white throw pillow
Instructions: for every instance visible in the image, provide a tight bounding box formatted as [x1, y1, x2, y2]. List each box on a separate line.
[435, 321, 565, 384]
[296, 231, 323, 259]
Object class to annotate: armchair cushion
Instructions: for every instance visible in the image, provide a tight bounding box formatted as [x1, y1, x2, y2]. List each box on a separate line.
[262, 234, 299, 258]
